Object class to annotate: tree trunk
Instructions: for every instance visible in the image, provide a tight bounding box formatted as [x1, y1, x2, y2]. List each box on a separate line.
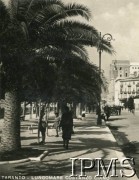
[30, 102, 32, 119]
[57, 101, 62, 115]
[22, 101, 26, 116]
[77, 103, 82, 116]
[0, 90, 21, 152]
[73, 102, 77, 118]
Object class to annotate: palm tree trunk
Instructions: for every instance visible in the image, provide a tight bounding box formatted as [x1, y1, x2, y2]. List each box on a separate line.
[0, 90, 21, 152]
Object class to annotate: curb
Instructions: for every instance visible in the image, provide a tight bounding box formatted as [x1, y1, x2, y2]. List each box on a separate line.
[106, 125, 139, 180]
[29, 150, 49, 161]
[0, 150, 49, 165]
[0, 158, 30, 165]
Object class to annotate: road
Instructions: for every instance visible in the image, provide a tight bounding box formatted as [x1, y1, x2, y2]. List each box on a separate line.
[107, 109, 139, 178]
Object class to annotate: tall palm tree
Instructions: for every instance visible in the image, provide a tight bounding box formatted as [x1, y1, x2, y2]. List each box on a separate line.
[0, 0, 114, 152]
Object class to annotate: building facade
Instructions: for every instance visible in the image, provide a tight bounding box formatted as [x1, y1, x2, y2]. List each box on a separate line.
[130, 62, 139, 77]
[108, 60, 130, 105]
[108, 60, 139, 108]
[109, 60, 130, 79]
[115, 77, 139, 109]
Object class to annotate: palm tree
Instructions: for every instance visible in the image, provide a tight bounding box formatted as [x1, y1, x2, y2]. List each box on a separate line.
[53, 52, 106, 110]
[0, 0, 114, 152]
[0, 1, 26, 151]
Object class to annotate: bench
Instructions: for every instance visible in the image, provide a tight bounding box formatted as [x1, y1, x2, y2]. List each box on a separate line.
[20, 115, 25, 121]
[28, 124, 34, 133]
[28, 124, 38, 133]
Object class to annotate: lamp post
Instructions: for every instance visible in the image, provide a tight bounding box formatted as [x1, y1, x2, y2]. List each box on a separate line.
[97, 32, 113, 125]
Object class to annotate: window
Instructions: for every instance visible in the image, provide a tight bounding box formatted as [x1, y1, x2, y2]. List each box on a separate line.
[120, 67, 122, 70]
[132, 67, 134, 69]
[120, 74, 122, 77]
[125, 73, 128, 77]
[128, 86, 131, 94]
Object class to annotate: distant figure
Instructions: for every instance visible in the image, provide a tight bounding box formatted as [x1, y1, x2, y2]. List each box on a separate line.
[39, 120, 47, 144]
[53, 112, 61, 137]
[104, 105, 111, 121]
[128, 97, 135, 114]
[59, 106, 73, 149]
[118, 106, 122, 115]
[82, 110, 86, 120]
[131, 103, 135, 115]
[38, 108, 47, 144]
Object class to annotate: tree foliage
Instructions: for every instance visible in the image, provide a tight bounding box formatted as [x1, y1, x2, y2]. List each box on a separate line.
[0, 0, 113, 104]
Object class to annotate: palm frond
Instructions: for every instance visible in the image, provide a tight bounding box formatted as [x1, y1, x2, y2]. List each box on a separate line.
[8, 0, 19, 20]
[70, 44, 89, 61]
[64, 3, 91, 21]
[25, 0, 64, 26]
[18, 0, 46, 23]
[26, 0, 35, 16]
[0, 0, 10, 31]
[51, 43, 89, 61]
[104, 39, 115, 54]
[44, 3, 91, 25]
[97, 39, 115, 55]
[52, 20, 98, 35]
[39, 20, 99, 47]
[37, 44, 88, 63]
[101, 43, 115, 55]
[31, 4, 63, 26]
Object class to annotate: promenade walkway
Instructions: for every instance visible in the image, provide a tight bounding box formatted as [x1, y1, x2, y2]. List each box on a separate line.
[0, 113, 138, 180]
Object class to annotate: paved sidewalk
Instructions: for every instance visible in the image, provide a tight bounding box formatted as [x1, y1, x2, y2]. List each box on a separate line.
[0, 113, 138, 180]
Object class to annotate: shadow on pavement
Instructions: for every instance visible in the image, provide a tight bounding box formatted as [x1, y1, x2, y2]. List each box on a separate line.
[107, 117, 126, 121]
[4, 136, 122, 176]
[0, 114, 134, 177]
[21, 136, 37, 140]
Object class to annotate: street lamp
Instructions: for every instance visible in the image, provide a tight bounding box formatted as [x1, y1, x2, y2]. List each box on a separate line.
[97, 32, 114, 125]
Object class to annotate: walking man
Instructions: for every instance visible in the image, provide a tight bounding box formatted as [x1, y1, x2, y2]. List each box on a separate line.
[60, 106, 73, 149]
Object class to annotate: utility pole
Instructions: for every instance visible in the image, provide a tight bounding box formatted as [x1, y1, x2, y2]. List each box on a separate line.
[97, 32, 114, 125]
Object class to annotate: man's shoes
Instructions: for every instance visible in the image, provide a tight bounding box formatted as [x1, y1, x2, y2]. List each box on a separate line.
[55, 135, 59, 137]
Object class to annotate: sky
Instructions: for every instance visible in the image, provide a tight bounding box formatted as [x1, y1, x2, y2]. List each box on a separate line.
[3, 0, 139, 79]
[61, 0, 139, 79]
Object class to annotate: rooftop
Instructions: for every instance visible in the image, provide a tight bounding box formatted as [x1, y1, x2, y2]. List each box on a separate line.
[115, 76, 139, 82]
[130, 62, 139, 66]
